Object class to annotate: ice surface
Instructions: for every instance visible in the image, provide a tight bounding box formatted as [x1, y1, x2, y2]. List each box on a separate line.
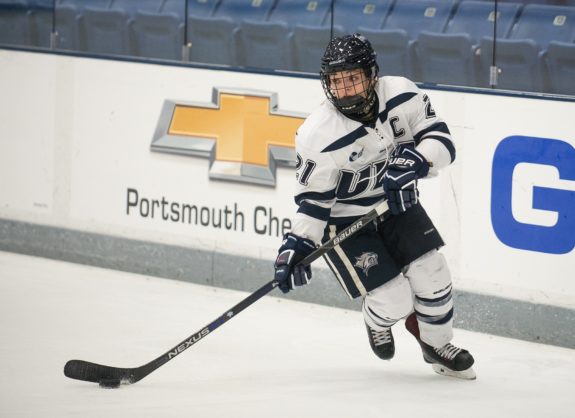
[0, 251, 574, 418]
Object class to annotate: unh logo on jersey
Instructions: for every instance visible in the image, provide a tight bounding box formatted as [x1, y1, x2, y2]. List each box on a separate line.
[349, 147, 364, 162]
[354, 252, 379, 276]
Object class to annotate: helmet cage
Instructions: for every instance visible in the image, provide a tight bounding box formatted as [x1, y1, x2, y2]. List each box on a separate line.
[320, 34, 379, 116]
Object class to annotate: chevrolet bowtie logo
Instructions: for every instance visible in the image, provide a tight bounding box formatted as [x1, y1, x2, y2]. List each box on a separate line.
[151, 88, 307, 186]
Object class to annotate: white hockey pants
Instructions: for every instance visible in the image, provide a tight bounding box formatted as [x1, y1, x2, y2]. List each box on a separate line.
[362, 249, 454, 348]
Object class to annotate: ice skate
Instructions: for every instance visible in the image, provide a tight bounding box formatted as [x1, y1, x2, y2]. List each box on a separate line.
[365, 324, 395, 360]
[404, 313, 476, 380]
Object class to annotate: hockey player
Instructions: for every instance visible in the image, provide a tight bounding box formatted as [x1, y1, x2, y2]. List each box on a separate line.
[274, 34, 475, 379]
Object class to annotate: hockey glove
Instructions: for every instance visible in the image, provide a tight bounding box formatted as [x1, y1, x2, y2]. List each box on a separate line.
[274, 233, 316, 294]
[383, 146, 430, 215]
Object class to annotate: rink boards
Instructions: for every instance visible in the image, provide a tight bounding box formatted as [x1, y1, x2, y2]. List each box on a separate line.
[0, 49, 573, 347]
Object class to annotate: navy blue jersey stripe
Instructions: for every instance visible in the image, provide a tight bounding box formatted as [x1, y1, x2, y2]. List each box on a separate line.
[338, 195, 384, 207]
[297, 202, 331, 221]
[422, 134, 453, 142]
[413, 122, 450, 144]
[378, 92, 418, 124]
[396, 140, 416, 147]
[321, 126, 368, 153]
[294, 189, 336, 206]
[323, 249, 362, 299]
[413, 122, 455, 162]
[419, 134, 456, 163]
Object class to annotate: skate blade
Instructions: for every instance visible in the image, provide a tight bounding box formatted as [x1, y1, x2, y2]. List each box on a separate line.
[431, 363, 476, 380]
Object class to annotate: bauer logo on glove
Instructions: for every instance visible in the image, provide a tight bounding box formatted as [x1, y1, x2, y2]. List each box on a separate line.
[383, 147, 430, 215]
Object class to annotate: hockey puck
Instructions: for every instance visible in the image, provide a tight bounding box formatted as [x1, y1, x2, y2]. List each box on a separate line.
[99, 378, 121, 389]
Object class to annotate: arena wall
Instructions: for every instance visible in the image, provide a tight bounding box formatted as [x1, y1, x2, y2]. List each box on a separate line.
[1, 49, 573, 347]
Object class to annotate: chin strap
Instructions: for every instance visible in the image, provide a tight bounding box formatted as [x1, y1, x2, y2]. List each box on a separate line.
[343, 93, 378, 124]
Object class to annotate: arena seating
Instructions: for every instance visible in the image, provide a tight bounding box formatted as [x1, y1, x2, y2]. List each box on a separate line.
[546, 40, 575, 94]
[129, 0, 188, 60]
[51, 0, 114, 51]
[290, 0, 393, 73]
[0, 0, 34, 46]
[239, 0, 331, 70]
[184, 0, 275, 66]
[24, 0, 54, 48]
[479, 4, 575, 91]
[361, 0, 457, 79]
[39, 1, 162, 54]
[1, 0, 575, 95]
[416, 1, 521, 86]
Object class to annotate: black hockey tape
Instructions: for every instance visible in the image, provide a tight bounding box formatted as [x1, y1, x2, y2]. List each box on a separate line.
[99, 379, 121, 389]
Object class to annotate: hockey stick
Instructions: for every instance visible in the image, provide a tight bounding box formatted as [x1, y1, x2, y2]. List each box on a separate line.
[64, 200, 390, 387]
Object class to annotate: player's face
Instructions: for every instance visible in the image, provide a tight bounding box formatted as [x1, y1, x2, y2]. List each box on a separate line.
[328, 69, 370, 100]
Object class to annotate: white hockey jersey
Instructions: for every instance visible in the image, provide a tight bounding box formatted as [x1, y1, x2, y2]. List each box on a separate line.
[291, 76, 455, 244]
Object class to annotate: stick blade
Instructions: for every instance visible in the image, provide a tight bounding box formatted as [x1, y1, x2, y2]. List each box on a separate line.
[64, 360, 134, 385]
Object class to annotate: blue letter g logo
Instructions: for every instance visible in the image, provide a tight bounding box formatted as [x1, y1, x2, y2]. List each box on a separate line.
[491, 136, 575, 254]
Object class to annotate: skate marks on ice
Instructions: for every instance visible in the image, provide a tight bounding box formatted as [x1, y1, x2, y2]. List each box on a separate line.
[0, 251, 574, 418]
